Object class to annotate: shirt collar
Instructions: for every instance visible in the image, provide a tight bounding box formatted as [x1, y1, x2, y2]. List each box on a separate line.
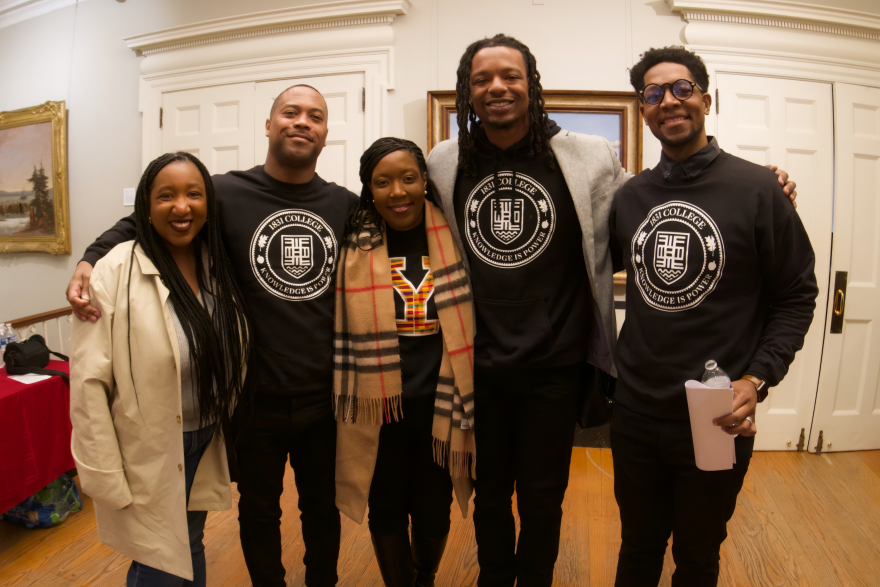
[656, 136, 721, 180]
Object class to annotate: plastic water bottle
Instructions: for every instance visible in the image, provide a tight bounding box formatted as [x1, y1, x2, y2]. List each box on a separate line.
[6, 324, 19, 344]
[701, 360, 732, 389]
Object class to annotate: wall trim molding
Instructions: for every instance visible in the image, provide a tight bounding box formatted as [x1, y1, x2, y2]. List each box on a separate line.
[124, 0, 410, 56]
[667, 0, 880, 39]
[683, 11, 880, 42]
[0, 0, 89, 30]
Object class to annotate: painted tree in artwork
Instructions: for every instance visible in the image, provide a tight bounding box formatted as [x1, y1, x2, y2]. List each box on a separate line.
[28, 163, 54, 231]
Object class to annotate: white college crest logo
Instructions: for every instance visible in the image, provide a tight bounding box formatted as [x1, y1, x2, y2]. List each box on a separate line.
[282, 235, 312, 278]
[250, 210, 336, 301]
[464, 172, 555, 268]
[491, 198, 523, 244]
[631, 202, 724, 312]
[654, 231, 689, 284]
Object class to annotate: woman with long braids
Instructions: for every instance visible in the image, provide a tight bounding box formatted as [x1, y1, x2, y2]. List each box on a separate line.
[70, 152, 251, 587]
[333, 137, 475, 587]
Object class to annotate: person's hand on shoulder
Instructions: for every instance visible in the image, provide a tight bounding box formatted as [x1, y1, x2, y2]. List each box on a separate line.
[67, 261, 101, 322]
[766, 165, 797, 208]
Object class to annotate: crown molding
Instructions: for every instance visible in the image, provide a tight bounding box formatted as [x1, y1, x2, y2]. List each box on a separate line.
[0, 0, 89, 30]
[666, 0, 880, 38]
[123, 0, 411, 56]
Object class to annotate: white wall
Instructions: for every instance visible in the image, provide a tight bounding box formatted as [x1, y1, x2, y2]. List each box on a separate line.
[0, 0, 684, 320]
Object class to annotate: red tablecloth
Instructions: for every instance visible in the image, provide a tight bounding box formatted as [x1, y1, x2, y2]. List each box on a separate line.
[0, 360, 74, 513]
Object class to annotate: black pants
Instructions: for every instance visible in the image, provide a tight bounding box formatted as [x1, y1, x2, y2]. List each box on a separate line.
[236, 391, 341, 587]
[368, 395, 453, 538]
[611, 401, 754, 587]
[473, 361, 583, 587]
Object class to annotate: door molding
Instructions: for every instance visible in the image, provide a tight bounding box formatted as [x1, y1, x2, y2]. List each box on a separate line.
[124, 0, 411, 57]
[131, 2, 405, 169]
[138, 46, 394, 170]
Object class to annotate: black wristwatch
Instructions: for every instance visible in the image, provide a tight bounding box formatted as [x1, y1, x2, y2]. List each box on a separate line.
[743, 374, 768, 402]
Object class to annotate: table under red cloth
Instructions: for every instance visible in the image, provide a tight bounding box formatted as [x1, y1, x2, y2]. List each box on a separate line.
[0, 360, 74, 513]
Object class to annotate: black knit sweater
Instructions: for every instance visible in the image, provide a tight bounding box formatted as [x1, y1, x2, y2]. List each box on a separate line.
[610, 149, 818, 420]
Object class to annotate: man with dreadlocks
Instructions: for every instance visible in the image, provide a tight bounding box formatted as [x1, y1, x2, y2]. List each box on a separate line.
[66, 85, 358, 587]
[425, 34, 797, 587]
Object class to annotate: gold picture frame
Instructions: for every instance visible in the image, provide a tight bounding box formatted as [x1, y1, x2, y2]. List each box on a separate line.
[0, 101, 71, 255]
[427, 90, 643, 174]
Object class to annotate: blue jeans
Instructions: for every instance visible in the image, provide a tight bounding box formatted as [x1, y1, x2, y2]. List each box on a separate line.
[127, 424, 215, 587]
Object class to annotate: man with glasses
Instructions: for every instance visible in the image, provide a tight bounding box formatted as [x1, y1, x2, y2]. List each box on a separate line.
[609, 46, 818, 586]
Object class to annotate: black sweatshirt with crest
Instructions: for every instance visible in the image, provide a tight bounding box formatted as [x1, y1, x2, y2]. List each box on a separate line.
[609, 149, 818, 420]
[451, 120, 594, 371]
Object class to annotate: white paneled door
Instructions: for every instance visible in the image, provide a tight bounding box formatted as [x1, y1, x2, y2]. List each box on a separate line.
[161, 74, 365, 192]
[162, 83, 256, 176]
[255, 74, 365, 192]
[810, 84, 880, 453]
[715, 74, 834, 451]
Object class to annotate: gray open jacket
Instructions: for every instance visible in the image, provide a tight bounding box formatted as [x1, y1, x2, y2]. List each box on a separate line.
[425, 131, 633, 377]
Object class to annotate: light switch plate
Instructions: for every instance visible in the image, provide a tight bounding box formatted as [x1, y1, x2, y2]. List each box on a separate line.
[123, 187, 136, 207]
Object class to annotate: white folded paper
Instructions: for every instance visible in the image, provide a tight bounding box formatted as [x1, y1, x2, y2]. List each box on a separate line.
[7, 373, 52, 385]
[685, 380, 735, 471]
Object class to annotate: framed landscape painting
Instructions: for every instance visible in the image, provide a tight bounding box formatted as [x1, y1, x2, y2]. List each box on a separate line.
[427, 90, 642, 174]
[0, 101, 71, 255]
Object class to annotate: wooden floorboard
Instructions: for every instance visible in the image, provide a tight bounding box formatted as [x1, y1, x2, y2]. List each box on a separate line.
[2, 450, 879, 586]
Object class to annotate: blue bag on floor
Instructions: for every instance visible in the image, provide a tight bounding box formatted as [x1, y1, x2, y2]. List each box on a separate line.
[4, 474, 83, 528]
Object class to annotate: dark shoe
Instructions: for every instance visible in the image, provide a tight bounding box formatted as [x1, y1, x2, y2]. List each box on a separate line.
[371, 530, 416, 587]
[411, 532, 448, 587]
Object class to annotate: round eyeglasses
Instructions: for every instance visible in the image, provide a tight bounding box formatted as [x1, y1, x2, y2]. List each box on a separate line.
[639, 79, 704, 105]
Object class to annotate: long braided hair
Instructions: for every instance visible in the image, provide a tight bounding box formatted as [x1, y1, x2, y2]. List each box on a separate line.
[345, 137, 435, 250]
[455, 34, 554, 177]
[128, 152, 252, 432]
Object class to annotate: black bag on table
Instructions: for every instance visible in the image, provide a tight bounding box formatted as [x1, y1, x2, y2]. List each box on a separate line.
[577, 362, 616, 429]
[3, 334, 70, 383]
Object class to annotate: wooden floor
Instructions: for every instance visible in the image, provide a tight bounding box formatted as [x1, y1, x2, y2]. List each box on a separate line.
[2, 449, 880, 587]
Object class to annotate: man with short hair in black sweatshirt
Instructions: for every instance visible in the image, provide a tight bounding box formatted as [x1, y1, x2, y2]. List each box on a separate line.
[67, 85, 358, 587]
[609, 47, 818, 586]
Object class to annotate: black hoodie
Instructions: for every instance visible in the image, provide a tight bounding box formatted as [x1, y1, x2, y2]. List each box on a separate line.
[453, 121, 592, 370]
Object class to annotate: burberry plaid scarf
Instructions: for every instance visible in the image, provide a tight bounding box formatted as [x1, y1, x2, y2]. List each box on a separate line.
[334, 201, 476, 522]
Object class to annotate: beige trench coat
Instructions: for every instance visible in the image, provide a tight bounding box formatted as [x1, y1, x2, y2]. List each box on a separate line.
[70, 242, 232, 581]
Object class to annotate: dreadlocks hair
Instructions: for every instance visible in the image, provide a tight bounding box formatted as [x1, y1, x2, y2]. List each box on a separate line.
[455, 33, 554, 177]
[629, 46, 710, 94]
[345, 137, 435, 251]
[128, 151, 253, 434]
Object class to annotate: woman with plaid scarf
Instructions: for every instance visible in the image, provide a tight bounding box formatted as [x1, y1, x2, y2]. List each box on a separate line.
[333, 138, 476, 587]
